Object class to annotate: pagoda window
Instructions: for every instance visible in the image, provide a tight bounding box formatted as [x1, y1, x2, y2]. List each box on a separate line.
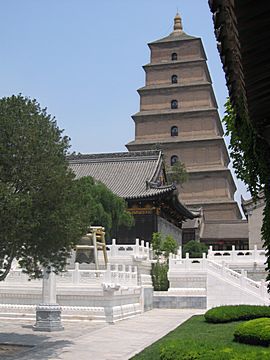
[171, 100, 178, 109]
[171, 126, 178, 137]
[171, 75, 178, 84]
[171, 155, 179, 166]
[171, 52, 177, 61]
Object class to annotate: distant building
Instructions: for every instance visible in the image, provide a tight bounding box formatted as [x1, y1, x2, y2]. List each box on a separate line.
[126, 13, 248, 249]
[242, 192, 265, 250]
[69, 150, 197, 244]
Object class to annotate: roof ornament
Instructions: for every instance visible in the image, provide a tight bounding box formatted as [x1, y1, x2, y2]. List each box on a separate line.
[173, 12, 183, 32]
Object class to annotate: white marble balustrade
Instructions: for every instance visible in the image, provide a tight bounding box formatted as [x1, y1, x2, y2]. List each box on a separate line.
[168, 253, 269, 304]
[101, 238, 152, 261]
[207, 245, 266, 263]
[2, 263, 138, 288]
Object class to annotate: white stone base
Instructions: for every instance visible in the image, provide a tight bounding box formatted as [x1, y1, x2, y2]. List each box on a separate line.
[33, 304, 64, 332]
[0, 302, 141, 323]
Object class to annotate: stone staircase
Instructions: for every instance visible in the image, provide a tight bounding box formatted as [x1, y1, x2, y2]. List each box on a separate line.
[168, 254, 269, 309]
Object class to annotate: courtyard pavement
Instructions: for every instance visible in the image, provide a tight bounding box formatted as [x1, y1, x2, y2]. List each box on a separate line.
[0, 309, 204, 360]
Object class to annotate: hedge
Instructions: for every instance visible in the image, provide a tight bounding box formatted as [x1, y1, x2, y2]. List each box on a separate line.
[234, 318, 270, 346]
[205, 305, 270, 323]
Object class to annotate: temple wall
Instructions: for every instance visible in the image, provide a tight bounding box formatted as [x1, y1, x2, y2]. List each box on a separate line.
[140, 87, 214, 111]
[188, 202, 242, 221]
[180, 175, 231, 202]
[135, 115, 218, 140]
[165, 142, 227, 169]
[246, 202, 265, 250]
[157, 216, 182, 245]
[150, 40, 203, 63]
[145, 63, 207, 86]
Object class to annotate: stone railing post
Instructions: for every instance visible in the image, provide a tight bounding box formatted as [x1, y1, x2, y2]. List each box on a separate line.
[73, 262, 80, 285]
[240, 269, 246, 288]
[260, 280, 268, 300]
[33, 266, 63, 332]
[135, 238, 140, 256]
[231, 245, 236, 261]
[202, 253, 207, 270]
[253, 245, 258, 261]
[111, 238, 117, 257]
[185, 253, 190, 270]
[104, 263, 112, 283]
[146, 241, 150, 259]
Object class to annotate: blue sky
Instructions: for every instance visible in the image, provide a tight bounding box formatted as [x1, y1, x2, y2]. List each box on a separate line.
[0, 0, 249, 202]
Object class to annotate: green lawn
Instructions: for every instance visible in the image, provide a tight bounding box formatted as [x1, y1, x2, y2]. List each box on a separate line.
[131, 315, 270, 360]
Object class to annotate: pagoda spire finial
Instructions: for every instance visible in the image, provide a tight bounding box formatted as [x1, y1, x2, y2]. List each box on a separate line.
[173, 12, 183, 32]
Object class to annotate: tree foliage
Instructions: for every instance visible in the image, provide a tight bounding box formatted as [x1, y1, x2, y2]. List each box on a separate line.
[183, 240, 208, 258]
[151, 143, 188, 186]
[72, 176, 134, 239]
[151, 232, 178, 291]
[0, 94, 133, 281]
[151, 232, 178, 260]
[0, 94, 85, 280]
[222, 99, 270, 288]
[167, 160, 188, 186]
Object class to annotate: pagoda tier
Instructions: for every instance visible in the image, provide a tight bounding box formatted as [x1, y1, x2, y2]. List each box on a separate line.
[126, 13, 242, 221]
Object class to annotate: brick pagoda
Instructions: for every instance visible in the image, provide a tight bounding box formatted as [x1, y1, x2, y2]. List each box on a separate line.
[126, 13, 248, 249]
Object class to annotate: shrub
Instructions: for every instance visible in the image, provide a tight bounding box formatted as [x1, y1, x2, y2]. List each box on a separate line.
[162, 235, 178, 259]
[205, 305, 270, 323]
[151, 262, 169, 291]
[152, 232, 178, 259]
[183, 240, 208, 258]
[234, 318, 270, 346]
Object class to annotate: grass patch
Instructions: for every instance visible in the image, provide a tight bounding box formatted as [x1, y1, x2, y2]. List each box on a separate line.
[131, 315, 270, 360]
[234, 318, 270, 347]
[205, 305, 270, 323]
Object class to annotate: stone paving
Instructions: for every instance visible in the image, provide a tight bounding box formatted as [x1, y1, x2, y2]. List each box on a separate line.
[0, 309, 204, 360]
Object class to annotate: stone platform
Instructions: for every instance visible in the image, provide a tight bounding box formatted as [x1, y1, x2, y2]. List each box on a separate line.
[0, 309, 203, 360]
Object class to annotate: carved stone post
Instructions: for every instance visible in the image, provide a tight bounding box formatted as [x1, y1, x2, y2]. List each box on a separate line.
[33, 266, 64, 332]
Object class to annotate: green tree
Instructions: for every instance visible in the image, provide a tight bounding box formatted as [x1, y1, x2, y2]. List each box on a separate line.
[151, 232, 178, 291]
[222, 99, 270, 288]
[72, 176, 134, 239]
[151, 144, 188, 186]
[0, 95, 91, 280]
[161, 235, 178, 259]
[0, 95, 133, 280]
[151, 232, 163, 258]
[167, 160, 188, 186]
[183, 240, 208, 258]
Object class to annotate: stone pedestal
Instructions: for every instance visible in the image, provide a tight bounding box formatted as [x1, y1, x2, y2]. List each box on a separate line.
[33, 266, 64, 332]
[33, 304, 64, 332]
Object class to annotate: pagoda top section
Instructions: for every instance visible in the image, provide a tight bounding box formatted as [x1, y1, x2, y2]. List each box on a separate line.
[149, 12, 197, 45]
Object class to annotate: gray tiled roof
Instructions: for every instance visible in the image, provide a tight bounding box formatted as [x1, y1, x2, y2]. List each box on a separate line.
[68, 150, 175, 200]
[202, 221, 248, 240]
[149, 31, 197, 45]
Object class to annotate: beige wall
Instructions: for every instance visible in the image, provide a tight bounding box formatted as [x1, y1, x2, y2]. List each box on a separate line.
[135, 115, 219, 141]
[164, 141, 227, 169]
[180, 174, 231, 202]
[189, 202, 242, 221]
[150, 40, 203, 64]
[140, 87, 214, 111]
[246, 202, 265, 249]
[145, 63, 207, 86]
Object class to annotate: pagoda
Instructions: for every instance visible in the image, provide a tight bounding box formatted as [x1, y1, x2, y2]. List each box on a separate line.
[126, 14, 248, 249]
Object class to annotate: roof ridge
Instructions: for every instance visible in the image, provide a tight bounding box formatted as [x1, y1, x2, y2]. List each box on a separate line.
[148, 31, 198, 45]
[148, 151, 162, 183]
[68, 150, 161, 162]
